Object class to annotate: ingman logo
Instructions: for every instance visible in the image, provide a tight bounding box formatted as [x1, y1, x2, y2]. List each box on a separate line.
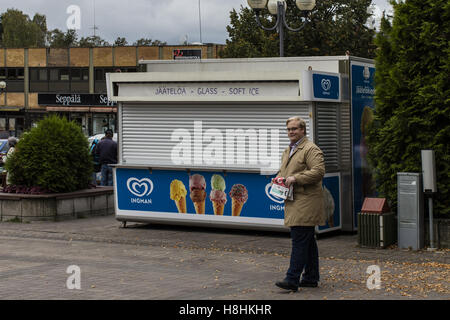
[265, 183, 284, 204]
[265, 183, 285, 212]
[321, 79, 331, 91]
[127, 178, 154, 197]
[363, 66, 371, 80]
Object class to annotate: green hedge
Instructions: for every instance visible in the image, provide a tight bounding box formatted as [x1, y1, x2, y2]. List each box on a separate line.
[5, 115, 93, 193]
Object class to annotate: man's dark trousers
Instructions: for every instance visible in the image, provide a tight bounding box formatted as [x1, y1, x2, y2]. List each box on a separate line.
[286, 226, 319, 284]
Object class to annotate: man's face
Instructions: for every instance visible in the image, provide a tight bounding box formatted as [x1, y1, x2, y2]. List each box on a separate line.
[286, 120, 305, 144]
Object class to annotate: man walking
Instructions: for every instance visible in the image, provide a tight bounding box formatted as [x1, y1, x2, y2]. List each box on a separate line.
[96, 129, 117, 186]
[275, 116, 326, 291]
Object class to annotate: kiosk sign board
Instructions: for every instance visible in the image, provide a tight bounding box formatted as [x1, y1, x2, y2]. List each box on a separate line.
[115, 168, 341, 232]
[312, 73, 340, 100]
[301, 70, 342, 102]
[118, 81, 299, 99]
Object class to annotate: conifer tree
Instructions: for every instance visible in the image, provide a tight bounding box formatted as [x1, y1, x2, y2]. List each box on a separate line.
[367, 0, 450, 216]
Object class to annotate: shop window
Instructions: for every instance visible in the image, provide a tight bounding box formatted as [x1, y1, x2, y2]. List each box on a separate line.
[95, 68, 114, 93]
[39, 69, 48, 81]
[30, 68, 49, 92]
[17, 69, 24, 79]
[95, 68, 122, 81]
[4, 68, 25, 92]
[92, 113, 116, 135]
[95, 69, 104, 81]
[71, 69, 81, 81]
[82, 69, 89, 81]
[71, 68, 89, 81]
[60, 69, 70, 81]
[0, 118, 6, 131]
[6, 68, 24, 80]
[0, 69, 5, 79]
[30, 69, 39, 81]
[13, 118, 24, 137]
[7, 69, 15, 79]
[48, 68, 71, 92]
[30, 68, 48, 81]
[70, 68, 89, 93]
[50, 69, 59, 81]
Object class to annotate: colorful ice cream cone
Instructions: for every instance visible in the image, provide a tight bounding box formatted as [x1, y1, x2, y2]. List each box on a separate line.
[193, 200, 206, 214]
[231, 198, 245, 216]
[170, 179, 187, 214]
[212, 201, 225, 215]
[190, 186, 206, 215]
[210, 175, 227, 215]
[175, 197, 187, 213]
[229, 184, 248, 217]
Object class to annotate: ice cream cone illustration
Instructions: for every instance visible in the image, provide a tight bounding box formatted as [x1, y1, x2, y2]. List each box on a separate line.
[229, 184, 248, 216]
[210, 174, 227, 215]
[210, 190, 226, 215]
[170, 180, 187, 213]
[231, 200, 244, 217]
[189, 174, 206, 214]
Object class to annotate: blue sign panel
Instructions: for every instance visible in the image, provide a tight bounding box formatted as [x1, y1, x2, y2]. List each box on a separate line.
[115, 168, 341, 231]
[313, 73, 340, 100]
[351, 62, 377, 228]
[116, 169, 284, 219]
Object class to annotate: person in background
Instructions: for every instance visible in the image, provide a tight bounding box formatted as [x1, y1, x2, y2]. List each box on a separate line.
[89, 137, 100, 185]
[2, 137, 18, 185]
[95, 129, 117, 186]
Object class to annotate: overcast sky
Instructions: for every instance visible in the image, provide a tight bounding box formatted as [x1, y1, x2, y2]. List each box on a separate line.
[2, 0, 393, 45]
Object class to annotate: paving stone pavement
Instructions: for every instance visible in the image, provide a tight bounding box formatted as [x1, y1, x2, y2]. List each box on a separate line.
[0, 215, 448, 300]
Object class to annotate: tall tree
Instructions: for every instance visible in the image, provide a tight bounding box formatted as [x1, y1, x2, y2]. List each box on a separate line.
[133, 38, 167, 46]
[367, 0, 450, 216]
[220, 7, 278, 58]
[32, 13, 47, 47]
[0, 9, 48, 47]
[78, 35, 110, 47]
[48, 29, 78, 47]
[221, 0, 377, 58]
[114, 37, 128, 46]
[0, 18, 3, 46]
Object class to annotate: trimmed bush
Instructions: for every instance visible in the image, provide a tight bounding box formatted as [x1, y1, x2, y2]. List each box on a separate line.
[4, 115, 93, 193]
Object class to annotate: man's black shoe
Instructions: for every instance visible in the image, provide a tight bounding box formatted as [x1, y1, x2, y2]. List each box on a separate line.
[299, 281, 318, 288]
[275, 280, 298, 292]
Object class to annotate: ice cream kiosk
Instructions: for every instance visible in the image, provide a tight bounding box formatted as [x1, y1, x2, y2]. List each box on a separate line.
[106, 56, 376, 233]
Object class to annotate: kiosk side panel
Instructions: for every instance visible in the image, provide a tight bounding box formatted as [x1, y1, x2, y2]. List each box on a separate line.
[351, 61, 376, 231]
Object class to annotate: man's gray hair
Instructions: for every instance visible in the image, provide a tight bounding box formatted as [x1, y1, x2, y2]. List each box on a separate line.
[7, 137, 18, 146]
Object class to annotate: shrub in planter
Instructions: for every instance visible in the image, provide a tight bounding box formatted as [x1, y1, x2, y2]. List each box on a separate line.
[4, 115, 93, 193]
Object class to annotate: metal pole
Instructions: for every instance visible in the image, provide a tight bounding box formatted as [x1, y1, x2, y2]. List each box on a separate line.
[278, 1, 284, 57]
[428, 197, 436, 250]
[198, 0, 203, 43]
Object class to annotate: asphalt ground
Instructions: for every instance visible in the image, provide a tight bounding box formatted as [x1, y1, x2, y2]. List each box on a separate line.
[0, 215, 448, 304]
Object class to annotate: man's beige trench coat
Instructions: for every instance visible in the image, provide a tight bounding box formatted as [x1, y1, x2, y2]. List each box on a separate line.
[278, 138, 326, 227]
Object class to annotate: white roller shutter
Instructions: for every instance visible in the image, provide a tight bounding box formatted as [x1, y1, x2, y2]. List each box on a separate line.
[120, 103, 311, 171]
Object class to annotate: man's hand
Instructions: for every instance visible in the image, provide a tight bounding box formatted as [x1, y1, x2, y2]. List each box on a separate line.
[285, 176, 296, 187]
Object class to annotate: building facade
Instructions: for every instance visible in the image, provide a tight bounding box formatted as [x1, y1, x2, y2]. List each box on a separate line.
[0, 44, 224, 138]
